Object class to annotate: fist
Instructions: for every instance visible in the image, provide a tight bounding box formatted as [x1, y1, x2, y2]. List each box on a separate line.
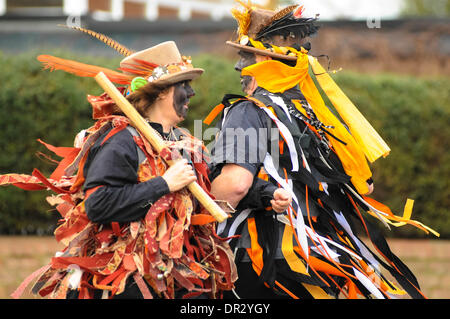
[364, 182, 374, 195]
[162, 159, 197, 192]
[271, 188, 292, 213]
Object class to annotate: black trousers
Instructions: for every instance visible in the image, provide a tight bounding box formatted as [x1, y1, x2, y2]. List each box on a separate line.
[223, 260, 317, 299]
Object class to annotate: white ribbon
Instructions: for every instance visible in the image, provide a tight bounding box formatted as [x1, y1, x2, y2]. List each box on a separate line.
[263, 153, 308, 259]
[334, 211, 380, 271]
[260, 108, 299, 172]
[218, 209, 252, 243]
[353, 268, 385, 299]
[268, 95, 292, 123]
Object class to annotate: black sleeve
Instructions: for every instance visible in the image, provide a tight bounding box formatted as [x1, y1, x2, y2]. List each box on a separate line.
[210, 100, 268, 176]
[237, 177, 278, 211]
[83, 128, 170, 224]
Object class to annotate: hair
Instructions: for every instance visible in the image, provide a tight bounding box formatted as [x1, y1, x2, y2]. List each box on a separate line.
[123, 82, 171, 117]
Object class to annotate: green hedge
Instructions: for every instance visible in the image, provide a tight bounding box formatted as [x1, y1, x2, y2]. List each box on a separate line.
[0, 50, 448, 238]
[0, 50, 105, 234]
[325, 72, 449, 238]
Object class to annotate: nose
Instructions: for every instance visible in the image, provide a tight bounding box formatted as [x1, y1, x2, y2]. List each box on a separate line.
[186, 84, 195, 98]
[234, 59, 243, 72]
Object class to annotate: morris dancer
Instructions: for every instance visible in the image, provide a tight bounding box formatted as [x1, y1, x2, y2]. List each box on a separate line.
[3, 30, 236, 299]
[205, 2, 438, 299]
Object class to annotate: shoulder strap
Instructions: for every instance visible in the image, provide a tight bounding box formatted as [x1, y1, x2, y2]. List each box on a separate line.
[203, 94, 248, 126]
[252, 93, 304, 139]
[222, 93, 248, 106]
[125, 126, 147, 165]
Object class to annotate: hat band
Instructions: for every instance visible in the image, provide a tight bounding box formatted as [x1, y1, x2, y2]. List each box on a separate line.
[237, 35, 307, 58]
[129, 56, 195, 92]
[147, 56, 193, 83]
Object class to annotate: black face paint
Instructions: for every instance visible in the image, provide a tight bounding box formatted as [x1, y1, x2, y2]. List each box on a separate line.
[172, 81, 194, 119]
[235, 51, 256, 94]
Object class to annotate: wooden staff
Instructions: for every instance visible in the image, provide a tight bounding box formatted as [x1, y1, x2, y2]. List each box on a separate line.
[94, 72, 229, 223]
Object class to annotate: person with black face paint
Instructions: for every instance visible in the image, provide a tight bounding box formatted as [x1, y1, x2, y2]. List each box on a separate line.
[6, 37, 237, 299]
[171, 81, 195, 119]
[83, 81, 198, 226]
[74, 42, 236, 298]
[207, 2, 434, 300]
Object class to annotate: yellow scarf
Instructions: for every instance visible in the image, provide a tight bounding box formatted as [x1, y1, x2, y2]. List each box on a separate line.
[242, 53, 390, 194]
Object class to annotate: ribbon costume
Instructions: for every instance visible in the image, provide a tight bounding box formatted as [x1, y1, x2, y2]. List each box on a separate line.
[206, 2, 438, 299]
[2, 29, 237, 299]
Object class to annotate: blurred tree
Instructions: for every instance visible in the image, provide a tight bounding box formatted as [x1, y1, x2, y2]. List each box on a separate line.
[401, 0, 450, 17]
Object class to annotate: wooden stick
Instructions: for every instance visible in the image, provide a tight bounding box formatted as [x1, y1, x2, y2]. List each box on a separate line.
[94, 72, 229, 223]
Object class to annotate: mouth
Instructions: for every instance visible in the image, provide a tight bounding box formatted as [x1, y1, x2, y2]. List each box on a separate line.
[178, 100, 190, 118]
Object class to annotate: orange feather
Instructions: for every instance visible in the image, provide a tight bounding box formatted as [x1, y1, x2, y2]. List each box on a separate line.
[37, 55, 133, 85]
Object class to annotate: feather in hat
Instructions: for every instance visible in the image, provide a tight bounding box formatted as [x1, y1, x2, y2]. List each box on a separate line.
[256, 5, 319, 41]
[231, 0, 253, 37]
[37, 55, 133, 85]
[59, 25, 135, 57]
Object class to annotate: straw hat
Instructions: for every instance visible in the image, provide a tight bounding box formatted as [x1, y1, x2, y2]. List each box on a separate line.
[226, 3, 319, 61]
[120, 41, 204, 86]
[37, 27, 203, 88]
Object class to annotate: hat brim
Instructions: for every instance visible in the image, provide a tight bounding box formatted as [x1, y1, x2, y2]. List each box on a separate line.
[152, 68, 204, 86]
[226, 41, 297, 61]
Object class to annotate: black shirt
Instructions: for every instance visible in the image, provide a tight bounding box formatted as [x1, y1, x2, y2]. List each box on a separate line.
[82, 123, 170, 224]
[210, 98, 269, 176]
[210, 86, 307, 177]
[210, 88, 280, 210]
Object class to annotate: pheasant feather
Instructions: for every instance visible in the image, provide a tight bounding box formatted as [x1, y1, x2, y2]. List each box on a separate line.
[59, 25, 135, 57]
[266, 5, 298, 25]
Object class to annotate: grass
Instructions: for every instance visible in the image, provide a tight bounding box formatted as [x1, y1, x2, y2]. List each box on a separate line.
[0, 236, 62, 299]
[0, 236, 448, 299]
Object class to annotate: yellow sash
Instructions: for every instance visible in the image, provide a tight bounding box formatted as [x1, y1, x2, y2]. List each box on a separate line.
[242, 53, 381, 194]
